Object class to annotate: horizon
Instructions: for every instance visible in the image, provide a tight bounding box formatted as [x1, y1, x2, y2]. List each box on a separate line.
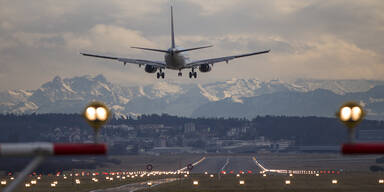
[2, 73, 384, 91]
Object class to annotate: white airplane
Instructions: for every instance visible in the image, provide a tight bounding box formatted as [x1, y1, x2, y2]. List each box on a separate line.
[81, 6, 270, 79]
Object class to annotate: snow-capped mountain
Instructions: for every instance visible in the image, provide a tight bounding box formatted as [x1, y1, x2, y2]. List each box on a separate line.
[0, 75, 383, 120]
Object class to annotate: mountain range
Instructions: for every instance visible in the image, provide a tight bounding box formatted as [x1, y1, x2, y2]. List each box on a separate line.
[0, 74, 383, 120]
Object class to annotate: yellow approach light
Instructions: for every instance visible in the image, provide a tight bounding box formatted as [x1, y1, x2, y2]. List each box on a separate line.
[336, 102, 365, 129]
[336, 101, 365, 143]
[83, 101, 110, 143]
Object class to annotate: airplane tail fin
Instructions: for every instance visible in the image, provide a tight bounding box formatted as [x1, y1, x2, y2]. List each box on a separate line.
[170, 6, 176, 48]
[132, 5, 212, 54]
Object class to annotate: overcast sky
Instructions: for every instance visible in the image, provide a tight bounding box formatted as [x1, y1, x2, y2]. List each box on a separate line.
[0, 0, 383, 90]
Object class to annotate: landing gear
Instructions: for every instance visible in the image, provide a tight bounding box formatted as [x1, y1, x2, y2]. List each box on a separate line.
[178, 70, 182, 77]
[189, 69, 197, 79]
[157, 69, 165, 79]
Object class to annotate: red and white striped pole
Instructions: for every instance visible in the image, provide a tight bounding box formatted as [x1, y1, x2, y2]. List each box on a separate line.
[0, 143, 107, 156]
[342, 143, 384, 154]
[1, 142, 107, 192]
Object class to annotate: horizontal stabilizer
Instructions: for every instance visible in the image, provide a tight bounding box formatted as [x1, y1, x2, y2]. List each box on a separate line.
[176, 45, 213, 53]
[131, 47, 169, 53]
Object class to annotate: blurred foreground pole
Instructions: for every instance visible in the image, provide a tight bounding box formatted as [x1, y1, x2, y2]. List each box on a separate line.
[3, 156, 44, 192]
[1, 143, 107, 192]
[342, 143, 384, 154]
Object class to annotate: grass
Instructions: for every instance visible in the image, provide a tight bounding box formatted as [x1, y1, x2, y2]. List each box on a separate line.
[143, 173, 384, 192]
[0, 172, 179, 192]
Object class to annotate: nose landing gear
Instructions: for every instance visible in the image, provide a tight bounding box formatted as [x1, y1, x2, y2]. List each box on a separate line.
[178, 70, 182, 77]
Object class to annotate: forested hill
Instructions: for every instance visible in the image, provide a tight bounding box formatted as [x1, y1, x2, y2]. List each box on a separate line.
[0, 114, 383, 146]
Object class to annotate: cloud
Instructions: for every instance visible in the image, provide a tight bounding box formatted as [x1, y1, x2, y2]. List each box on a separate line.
[0, 0, 383, 90]
[65, 24, 157, 55]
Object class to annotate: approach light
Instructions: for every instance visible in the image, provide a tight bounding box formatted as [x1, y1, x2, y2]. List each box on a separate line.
[332, 179, 338, 184]
[340, 106, 352, 121]
[147, 181, 152, 186]
[285, 180, 291, 185]
[83, 101, 110, 142]
[25, 183, 31, 188]
[239, 180, 245, 185]
[337, 102, 365, 128]
[193, 180, 199, 185]
[337, 102, 365, 142]
[379, 179, 384, 184]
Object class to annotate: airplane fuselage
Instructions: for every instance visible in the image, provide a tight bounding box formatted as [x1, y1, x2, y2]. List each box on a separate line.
[164, 49, 188, 70]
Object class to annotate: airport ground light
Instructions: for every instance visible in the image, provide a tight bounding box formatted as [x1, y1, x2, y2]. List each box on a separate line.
[0, 101, 109, 192]
[83, 101, 110, 143]
[337, 101, 384, 154]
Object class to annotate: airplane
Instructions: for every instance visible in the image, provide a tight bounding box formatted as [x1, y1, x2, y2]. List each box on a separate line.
[81, 6, 270, 79]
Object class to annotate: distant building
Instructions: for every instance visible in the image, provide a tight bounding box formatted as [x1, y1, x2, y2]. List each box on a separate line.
[358, 130, 384, 141]
[299, 146, 340, 153]
[184, 122, 196, 133]
[139, 124, 164, 130]
[147, 147, 204, 155]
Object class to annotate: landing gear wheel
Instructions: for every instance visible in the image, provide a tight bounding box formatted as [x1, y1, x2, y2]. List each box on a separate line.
[178, 72, 182, 77]
[161, 72, 165, 79]
[189, 72, 192, 79]
[156, 72, 160, 79]
[193, 72, 197, 78]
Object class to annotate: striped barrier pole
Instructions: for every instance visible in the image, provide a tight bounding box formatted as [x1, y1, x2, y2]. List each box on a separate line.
[342, 143, 384, 154]
[1, 142, 107, 192]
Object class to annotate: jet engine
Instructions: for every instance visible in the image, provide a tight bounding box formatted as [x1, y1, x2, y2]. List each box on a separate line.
[144, 65, 157, 73]
[199, 64, 211, 72]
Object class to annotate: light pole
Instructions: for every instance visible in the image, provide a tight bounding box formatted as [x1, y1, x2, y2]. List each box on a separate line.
[83, 101, 110, 143]
[1, 102, 109, 192]
[336, 101, 365, 143]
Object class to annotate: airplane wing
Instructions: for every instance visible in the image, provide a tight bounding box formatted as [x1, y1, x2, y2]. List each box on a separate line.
[184, 50, 270, 68]
[80, 53, 166, 68]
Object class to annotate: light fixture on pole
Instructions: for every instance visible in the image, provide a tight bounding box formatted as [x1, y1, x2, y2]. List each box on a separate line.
[83, 101, 110, 143]
[336, 102, 365, 143]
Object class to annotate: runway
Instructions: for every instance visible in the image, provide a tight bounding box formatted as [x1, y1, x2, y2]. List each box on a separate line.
[191, 156, 261, 173]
